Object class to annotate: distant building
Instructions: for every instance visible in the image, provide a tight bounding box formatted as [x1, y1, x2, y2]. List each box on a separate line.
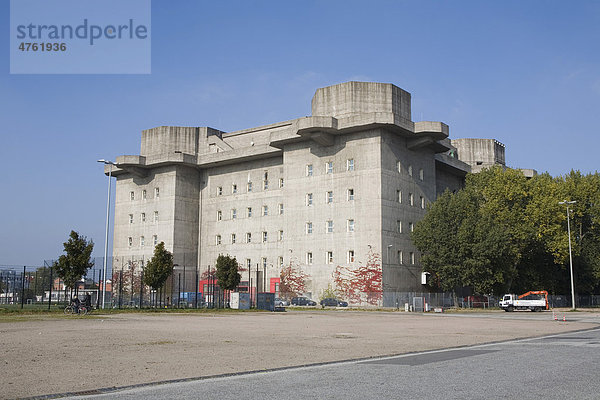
[106, 81, 519, 304]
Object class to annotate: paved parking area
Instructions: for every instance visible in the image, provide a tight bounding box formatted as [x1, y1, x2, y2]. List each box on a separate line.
[1, 310, 598, 399]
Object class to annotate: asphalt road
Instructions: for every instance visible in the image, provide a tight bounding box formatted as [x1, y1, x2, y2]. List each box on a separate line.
[72, 325, 600, 400]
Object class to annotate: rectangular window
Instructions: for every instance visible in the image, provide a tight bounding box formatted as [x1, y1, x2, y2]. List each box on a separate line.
[278, 203, 284, 215]
[247, 207, 252, 218]
[397, 190, 402, 203]
[262, 257, 267, 268]
[217, 210, 222, 221]
[247, 182, 252, 192]
[306, 193, 313, 206]
[409, 193, 414, 206]
[128, 237, 132, 247]
[327, 220, 334, 233]
[347, 219, 355, 232]
[398, 250, 403, 264]
[326, 251, 334, 264]
[306, 252, 313, 265]
[246, 259, 251, 269]
[263, 205, 268, 216]
[278, 230, 284, 241]
[263, 180, 269, 190]
[279, 178, 284, 188]
[348, 250, 355, 263]
[306, 164, 313, 177]
[141, 213, 146, 223]
[326, 161, 333, 174]
[140, 236, 145, 246]
[410, 252, 415, 264]
[216, 235, 221, 245]
[278, 256, 284, 268]
[408, 165, 413, 177]
[262, 231, 268, 243]
[326, 191, 333, 204]
[396, 220, 402, 233]
[409, 222, 414, 232]
[155, 187, 160, 198]
[232, 184, 237, 194]
[306, 222, 313, 234]
[217, 186, 222, 196]
[231, 233, 236, 244]
[153, 235, 158, 246]
[232, 209, 237, 219]
[397, 161, 402, 173]
[348, 188, 354, 201]
[130, 191, 135, 201]
[419, 169, 424, 181]
[142, 189, 147, 200]
[420, 196, 425, 209]
[246, 232, 252, 243]
[129, 214, 133, 224]
[347, 159, 354, 171]
[154, 211, 159, 222]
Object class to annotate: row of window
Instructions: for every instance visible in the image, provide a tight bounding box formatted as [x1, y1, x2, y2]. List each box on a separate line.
[395, 220, 415, 233]
[217, 203, 282, 220]
[129, 211, 159, 224]
[128, 235, 158, 247]
[238, 250, 415, 270]
[216, 230, 285, 245]
[305, 159, 355, 176]
[130, 187, 159, 201]
[397, 163, 425, 181]
[217, 174, 284, 196]
[395, 191, 426, 209]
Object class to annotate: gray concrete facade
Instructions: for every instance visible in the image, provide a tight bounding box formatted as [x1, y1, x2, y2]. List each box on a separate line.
[107, 81, 482, 302]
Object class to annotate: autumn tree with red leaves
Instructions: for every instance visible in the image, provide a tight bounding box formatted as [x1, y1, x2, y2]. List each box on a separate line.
[279, 261, 309, 300]
[333, 247, 382, 306]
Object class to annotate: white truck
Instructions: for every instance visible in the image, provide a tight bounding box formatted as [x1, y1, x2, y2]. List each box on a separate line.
[499, 291, 548, 312]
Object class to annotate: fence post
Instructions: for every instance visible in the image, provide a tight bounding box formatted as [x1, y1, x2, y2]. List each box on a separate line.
[119, 268, 123, 310]
[140, 270, 144, 308]
[21, 266, 26, 309]
[48, 267, 53, 310]
[195, 268, 199, 309]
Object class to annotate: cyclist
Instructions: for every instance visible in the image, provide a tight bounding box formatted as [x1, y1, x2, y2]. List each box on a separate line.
[71, 296, 81, 314]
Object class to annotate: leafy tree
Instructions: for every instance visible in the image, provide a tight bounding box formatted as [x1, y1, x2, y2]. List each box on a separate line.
[53, 231, 94, 292]
[319, 283, 338, 301]
[215, 254, 241, 291]
[413, 167, 600, 295]
[333, 248, 383, 305]
[143, 242, 173, 291]
[279, 261, 309, 299]
[412, 188, 515, 294]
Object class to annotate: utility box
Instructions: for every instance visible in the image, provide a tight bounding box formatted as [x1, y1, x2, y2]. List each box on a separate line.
[230, 292, 250, 310]
[257, 292, 275, 311]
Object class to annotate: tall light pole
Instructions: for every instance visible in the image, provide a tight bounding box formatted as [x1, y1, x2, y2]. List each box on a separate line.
[559, 200, 577, 310]
[98, 159, 116, 309]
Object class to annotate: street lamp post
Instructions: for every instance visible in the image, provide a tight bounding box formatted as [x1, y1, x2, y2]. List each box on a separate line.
[98, 159, 116, 309]
[559, 200, 577, 310]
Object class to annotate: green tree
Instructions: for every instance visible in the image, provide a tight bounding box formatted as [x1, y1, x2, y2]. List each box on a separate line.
[143, 242, 173, 291]
[414, 167, 600, 295]
[412, 188, 515, 294]
[215, 254, 241, 291]
[53, 231, 94, 292]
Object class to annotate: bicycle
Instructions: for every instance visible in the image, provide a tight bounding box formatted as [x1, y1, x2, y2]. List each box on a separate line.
[64, 304, 89, 315]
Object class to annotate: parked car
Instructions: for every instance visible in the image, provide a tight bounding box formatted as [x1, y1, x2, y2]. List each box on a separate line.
[275, 298, 289, 307]
[291, 296, 317, 306]
[320, 298, 348, 307]
[463, 295, 489, 308]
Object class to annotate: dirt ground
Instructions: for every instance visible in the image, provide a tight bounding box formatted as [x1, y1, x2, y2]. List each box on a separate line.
[1, 310, 598, 399]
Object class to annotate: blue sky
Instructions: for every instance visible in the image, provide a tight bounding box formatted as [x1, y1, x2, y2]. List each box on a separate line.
[1, 0, 599, 266]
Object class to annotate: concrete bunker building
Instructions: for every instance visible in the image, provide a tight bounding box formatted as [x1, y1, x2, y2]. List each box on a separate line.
[106, 81, 505, 304]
